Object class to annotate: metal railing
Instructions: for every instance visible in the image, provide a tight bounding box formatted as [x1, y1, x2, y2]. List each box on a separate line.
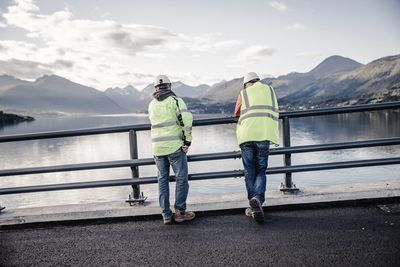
[1, 102, 400, 209]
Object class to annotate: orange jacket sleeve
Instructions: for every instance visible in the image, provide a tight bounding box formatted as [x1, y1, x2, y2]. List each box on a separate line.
[234, 95, 242, 117]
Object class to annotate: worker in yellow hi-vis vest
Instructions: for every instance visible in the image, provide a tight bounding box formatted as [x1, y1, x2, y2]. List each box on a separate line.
[148, 75, 195, 225]
[234, 72, 280, 223]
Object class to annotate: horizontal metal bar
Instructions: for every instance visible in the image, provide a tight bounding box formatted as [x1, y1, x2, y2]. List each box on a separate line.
[188, 151, 242, 161]
[0, 159, 148, 177]
[1, 102, 398, 143]
[280, 101, 400, 118]
[267, 157, 400, 174]
[2, 137, 399, 177]
[1, 157, 399, 195]
[0, 152, 242, 177]
[0, 124, 148, 143]
[0, 178, 155, 195]
[271, 137, 400, 155]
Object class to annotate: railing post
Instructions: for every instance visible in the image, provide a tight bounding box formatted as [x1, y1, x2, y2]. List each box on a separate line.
[126, 130, 147, 205]
[280, 116, 299, 193]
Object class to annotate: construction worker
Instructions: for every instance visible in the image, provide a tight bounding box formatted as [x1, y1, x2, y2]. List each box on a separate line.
[234, 72, 279, 223]
[148, 74, 195, 225]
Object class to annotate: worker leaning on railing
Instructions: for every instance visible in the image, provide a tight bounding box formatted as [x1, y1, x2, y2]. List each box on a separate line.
[234, 72, 280, 224]
[148, 74, 195, 225]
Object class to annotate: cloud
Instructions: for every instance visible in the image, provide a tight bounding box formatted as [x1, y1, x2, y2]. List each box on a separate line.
[0, 0, 244, 88]
[269, 1, 288, 13]
[234, 45, 275, 63]
[0, 40, 37, 60]
[171, 33, 242, 52]
[3, 1, 174, 57]
[286, 23, 306, 31]
[10, 0, 39, 12]
[0, 59, 55, 79]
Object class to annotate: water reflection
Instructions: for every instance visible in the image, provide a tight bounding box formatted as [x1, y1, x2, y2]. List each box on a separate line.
[0, 111, 399, 209]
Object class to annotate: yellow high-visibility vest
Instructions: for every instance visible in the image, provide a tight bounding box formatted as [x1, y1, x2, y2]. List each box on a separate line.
[148, 96, 193, 156]
[236, 81, 279, 145]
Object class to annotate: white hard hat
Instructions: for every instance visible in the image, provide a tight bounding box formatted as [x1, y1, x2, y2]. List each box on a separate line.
[243, 72, 260, 86]
[154, 75, 171, 87]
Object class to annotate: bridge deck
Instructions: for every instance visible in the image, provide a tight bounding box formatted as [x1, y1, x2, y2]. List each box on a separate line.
[1, 203, 400, 266]
[1, 180, 400, 227]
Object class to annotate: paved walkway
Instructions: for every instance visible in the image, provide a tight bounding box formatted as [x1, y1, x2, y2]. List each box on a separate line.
[1, 204, 399, 266]
[1, 180, 399, 227]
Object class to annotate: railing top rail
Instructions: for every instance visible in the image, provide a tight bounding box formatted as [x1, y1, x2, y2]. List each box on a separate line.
[1, 101, 399, 143]
[280, 101, 400, 118]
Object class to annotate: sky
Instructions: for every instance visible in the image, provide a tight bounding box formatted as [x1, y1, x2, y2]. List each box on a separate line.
[0, 0, 399, 90]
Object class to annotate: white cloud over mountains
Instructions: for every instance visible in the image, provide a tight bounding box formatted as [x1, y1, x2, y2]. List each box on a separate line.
[0, 0, 250, 89]
[233, 45, 275, 65]
[3, 0, 174, 57]
[269, 1, 288, 13]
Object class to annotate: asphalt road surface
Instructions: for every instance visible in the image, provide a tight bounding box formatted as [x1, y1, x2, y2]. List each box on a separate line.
[1, 204, 399, 266]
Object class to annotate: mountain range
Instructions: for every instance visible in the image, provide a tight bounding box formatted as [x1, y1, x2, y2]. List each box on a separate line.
[201, 55, 364, 104]
[199, 54, 400, 110]
[281, 55, 400, 107]
[0, 75, 126, 114]
[0, 54, 399, 114]
[105, 82, 210, 112]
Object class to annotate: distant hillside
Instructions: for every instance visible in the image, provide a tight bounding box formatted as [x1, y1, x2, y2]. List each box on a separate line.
[201, 55, 362, 102]
[201, 78, 242, 103]
[264, 55, 362, 99]
[173, 82, 210, 98]
[0, 75, 30, 94]
[0, 54, 398, 115]
[282, 55, 400, 107]
[0, 75, 127, 114]
[308, 55, 362, 78]
[105, 85, 144, 112]
[106, 81, 210, 112]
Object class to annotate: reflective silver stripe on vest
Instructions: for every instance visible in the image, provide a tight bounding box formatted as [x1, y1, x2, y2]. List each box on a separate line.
[238, 112, 279, 124]
[240, 105, 278, 116]
[242, 89, 250, 108]
[241, 84, 276, 112]
[151, 121, 178, 129]
[152, 136, 182, 142]
[183, 126, 192, 132]
[177, 109, 190, 116]
[269, 85, 276, 109]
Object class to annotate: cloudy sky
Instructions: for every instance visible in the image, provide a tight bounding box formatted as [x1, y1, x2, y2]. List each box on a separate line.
[0, 0, 399, 90]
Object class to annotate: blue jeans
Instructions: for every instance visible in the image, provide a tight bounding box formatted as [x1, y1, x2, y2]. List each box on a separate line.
[154, 149, 189, 220]
[240, 141, 270, 204]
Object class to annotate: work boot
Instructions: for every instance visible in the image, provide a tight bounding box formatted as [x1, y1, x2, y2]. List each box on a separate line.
[245, 207, 253, 217]
[249, 197, 264, 223]
[163, 218, 173, 225]
[174, 209, 195, 223]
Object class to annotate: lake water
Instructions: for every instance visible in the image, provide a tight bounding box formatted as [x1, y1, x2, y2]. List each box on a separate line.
[1, 111, 399, 209]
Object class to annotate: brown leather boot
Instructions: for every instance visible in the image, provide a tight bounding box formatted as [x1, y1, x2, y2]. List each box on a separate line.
[174, 209, 196, 223]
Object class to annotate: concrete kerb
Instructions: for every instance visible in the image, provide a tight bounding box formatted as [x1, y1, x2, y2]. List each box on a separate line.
[1, 180, 399, 229]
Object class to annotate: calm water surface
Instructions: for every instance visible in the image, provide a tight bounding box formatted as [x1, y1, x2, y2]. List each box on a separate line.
[1, 111, 399, 209]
